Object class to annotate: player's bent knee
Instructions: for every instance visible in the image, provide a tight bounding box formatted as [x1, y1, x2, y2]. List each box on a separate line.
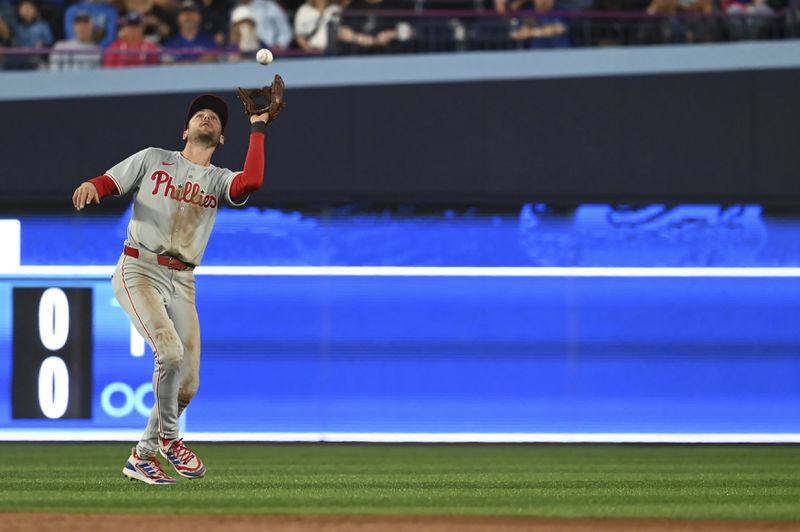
[152, 327, 184, 368]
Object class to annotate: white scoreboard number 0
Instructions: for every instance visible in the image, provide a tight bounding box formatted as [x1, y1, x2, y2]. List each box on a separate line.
[12, 287, 92, 420]
[37, 288, 71, 418]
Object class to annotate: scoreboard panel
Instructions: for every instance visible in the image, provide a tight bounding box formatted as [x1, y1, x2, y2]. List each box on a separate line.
[12, 288, 93, 419]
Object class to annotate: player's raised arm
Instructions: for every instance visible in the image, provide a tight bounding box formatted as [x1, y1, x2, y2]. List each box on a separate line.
[229, 75, 286, 203]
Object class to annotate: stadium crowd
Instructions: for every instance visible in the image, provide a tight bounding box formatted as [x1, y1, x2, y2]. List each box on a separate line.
[0, 0, 796, 69]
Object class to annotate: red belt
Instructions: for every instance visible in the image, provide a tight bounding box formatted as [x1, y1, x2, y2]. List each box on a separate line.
[123, 245, 193, 271]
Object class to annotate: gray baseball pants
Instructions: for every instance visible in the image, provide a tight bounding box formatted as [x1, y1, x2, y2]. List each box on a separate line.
[111, 250, 200, 457]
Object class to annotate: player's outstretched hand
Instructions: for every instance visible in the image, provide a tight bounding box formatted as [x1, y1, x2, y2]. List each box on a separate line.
[72, 182, 100, 211]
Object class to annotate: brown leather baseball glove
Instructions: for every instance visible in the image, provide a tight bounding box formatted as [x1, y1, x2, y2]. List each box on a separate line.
[236, 74, 286, 125]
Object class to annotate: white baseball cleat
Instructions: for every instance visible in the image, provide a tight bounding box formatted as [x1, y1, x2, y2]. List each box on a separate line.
[122, 448, 177, 485]
[159, 437, 206, 479]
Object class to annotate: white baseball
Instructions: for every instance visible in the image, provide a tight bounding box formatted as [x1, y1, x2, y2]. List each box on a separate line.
[256, 48, 273, 65]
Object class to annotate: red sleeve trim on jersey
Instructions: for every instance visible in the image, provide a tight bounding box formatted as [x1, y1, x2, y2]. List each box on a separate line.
[105, 172, 124, 195]
[230, 131, 265, 203]
[88, 174, 120, 199]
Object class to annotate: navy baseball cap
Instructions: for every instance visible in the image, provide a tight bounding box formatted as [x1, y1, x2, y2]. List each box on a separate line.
[185, 94, 228, 133]
[120, 12, 143, 26]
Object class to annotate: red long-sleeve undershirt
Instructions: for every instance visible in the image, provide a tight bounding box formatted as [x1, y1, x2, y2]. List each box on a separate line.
[88, 174, 119, 198]
[230, 129, 265, 202]
[87, 129, 266, 202]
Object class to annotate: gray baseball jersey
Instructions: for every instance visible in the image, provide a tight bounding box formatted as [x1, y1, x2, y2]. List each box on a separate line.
[106, 147, 246, 266]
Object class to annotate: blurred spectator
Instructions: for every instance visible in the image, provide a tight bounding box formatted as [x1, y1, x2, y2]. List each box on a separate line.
[0, 0, 12, 47]
[494, 0, 522, 12]
[640, 0, 712, 43]
[294, 0, 341, 52]
[229, 3, 262, 55]
[415, 0, 473, 52]
[103, 12, 160, 66]
[124, 0, 174, 43]
[336, 0, 414, 53]
[49, 10, 102, 69]
[63, 0, 118, 47]
[510, 0, 570, 47]
[13, 0, 54, 47]
[637, 0, 686, 43]
[197, 0, 231, 46]
[238, 0, 292, 51]
[9, 0, 54, 70]
[724, 0, 774, 39]
[163, 0, 217, 61]
[675, 0, 713, 15]
[0, 3, 11, 70]
[675, 0, 713, 42]
[637, 0, 714, 44]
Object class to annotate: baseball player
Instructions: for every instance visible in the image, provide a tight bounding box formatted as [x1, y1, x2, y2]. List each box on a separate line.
[71, 83, 284, 485]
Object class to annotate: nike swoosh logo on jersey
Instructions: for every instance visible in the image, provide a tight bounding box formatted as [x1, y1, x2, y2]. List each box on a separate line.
[162, 162, 175, 166]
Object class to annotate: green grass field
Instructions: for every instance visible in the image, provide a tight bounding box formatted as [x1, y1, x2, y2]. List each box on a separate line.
[1, 443, 798, 519]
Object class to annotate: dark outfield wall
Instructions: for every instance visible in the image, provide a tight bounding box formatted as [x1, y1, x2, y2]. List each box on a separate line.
[0, 67, 797, 207]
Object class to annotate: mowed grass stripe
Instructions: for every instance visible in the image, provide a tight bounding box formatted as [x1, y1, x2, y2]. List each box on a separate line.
[0, 443, 798, 519]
